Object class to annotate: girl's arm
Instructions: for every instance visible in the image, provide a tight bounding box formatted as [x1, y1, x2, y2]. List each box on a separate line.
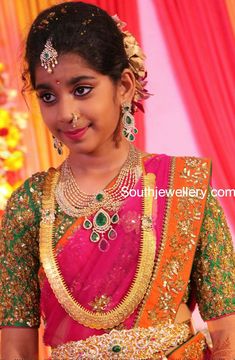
[208, 315, 235, 360]
[1, 328, 38, 360]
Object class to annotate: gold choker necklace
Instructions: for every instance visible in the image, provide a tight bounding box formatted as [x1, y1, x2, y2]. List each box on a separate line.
[56, 146, 141, 217]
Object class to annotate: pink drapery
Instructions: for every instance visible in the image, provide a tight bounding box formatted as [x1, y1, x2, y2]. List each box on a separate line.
[153, 0, 235, 232]
[74, 0, 145, 150]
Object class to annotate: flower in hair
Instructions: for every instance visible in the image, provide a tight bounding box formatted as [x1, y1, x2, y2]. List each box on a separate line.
[112, 15, 151, 112]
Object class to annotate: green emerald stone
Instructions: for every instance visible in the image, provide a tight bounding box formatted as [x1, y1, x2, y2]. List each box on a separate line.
[96, 211, 108, 226]
[123, 129, 127, 136]
[112, 345, 122, 353]
[90, 231, 100, 242]
[133, 128, 138, 134]
[108, 228, 117, 240]
[126, 116, 132, 125]
[84, 219, 92, 229]
[45, 52, 50, 59]
[129, 133, 135, 142]
[111, 213, 119, 224]
[95, 193, 104, 202]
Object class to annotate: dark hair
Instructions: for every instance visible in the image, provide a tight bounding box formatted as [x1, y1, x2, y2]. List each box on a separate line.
[23, 1, 129, 89]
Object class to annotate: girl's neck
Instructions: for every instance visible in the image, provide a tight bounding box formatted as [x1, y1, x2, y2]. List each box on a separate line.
[68, 140, 131, 176]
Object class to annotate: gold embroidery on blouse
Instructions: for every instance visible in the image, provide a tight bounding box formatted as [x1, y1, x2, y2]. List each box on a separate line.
[0, 173, 46, 327]
[40, 168, 156, 329]
[192, 191, 235, 320]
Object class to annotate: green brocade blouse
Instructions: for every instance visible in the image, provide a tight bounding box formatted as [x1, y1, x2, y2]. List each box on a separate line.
[0, 171, 234, 328]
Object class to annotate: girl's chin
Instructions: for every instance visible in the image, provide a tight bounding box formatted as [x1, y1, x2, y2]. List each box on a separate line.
[67, 141, 98, 155]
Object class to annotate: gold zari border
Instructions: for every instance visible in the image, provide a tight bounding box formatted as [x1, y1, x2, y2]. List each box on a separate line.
[40, 168, 156, 329]
[137, 156, 211, 327]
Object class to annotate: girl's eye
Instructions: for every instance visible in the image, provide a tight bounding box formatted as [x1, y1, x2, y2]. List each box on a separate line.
[74, 86, 92, 97]
[38, 93, 56, 103]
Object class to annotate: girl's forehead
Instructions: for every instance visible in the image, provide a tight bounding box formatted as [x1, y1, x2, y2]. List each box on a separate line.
[35, 53, 99, 85]
[38, 52, 92, 72]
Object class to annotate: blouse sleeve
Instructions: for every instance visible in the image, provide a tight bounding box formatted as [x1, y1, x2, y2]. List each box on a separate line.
[192, 188, 235, 321]
[0, 172, 45, 327]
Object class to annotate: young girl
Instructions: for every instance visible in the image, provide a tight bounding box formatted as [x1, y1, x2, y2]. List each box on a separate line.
[0, 2, 234, 359]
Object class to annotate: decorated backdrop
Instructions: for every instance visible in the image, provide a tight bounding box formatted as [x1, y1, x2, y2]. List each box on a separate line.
[0, 0, 234, 358]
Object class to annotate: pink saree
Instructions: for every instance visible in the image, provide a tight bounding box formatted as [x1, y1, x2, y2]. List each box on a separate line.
[40, 154, 170, 348]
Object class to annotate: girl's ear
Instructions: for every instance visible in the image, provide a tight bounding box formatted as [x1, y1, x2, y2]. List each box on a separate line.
[118, 68, 136, 104]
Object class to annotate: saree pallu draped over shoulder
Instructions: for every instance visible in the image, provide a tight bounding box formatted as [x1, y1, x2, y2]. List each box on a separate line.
[39, 155, 211, 359]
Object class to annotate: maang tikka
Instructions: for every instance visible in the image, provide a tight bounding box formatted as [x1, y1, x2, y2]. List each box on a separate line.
[122, 103, 138, 142]
[40, 39, 58, 73]
[53, 135, 63, 155]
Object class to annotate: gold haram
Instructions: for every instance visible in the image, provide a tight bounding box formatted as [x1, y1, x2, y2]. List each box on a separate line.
[40, 168, 156, 329]
[55, 145, 142, 218]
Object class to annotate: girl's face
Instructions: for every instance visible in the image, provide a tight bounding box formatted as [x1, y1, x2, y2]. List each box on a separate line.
[35, 53, 130, 155]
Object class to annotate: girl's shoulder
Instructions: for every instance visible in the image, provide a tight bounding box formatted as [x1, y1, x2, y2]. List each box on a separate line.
[4, 168, 56, 219]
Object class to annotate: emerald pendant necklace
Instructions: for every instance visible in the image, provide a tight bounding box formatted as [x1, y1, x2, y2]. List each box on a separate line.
[55, 146, 142, 252]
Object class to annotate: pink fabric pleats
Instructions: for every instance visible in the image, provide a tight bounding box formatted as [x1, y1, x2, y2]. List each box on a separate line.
[154, 0, 235, 231]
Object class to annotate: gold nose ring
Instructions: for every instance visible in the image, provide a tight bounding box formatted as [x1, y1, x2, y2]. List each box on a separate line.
[71, 113, 79, 128]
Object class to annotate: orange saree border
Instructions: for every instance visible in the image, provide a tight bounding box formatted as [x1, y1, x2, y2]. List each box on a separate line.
[168, 332, 207, 359]
[137, 156, 211, 327]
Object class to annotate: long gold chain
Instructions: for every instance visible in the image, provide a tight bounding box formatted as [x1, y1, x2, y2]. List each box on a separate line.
[40, 167, 156, 329]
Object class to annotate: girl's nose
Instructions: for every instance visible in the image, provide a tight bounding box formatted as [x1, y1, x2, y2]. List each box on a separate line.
[57, 97, 81, 126]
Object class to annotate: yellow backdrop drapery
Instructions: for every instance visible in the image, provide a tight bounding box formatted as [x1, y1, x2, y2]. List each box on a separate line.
[1, 0, 235, 358]
[0, 1, 58, 357]
[226, 0, 235, 36]
[0, 0, 146, 177]
[0, 0, 69, 180]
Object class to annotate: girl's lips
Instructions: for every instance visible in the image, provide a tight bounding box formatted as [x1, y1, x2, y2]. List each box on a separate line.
[63, 126, 89, 140]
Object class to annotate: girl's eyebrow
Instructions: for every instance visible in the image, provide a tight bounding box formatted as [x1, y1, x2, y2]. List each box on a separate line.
[67, 75, 96, 86]
[35, 76, 96, 91]
[35, 83, 52, 91]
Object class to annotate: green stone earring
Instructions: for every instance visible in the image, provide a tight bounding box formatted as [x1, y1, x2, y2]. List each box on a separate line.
[121, 103, 138, 142]
[52, 135, 63, 155]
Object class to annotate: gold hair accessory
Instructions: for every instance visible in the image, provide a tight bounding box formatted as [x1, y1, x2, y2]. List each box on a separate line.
[71, 113, 79, 128]
[112, 15, 152, 112]
[40, 39, 58, 74]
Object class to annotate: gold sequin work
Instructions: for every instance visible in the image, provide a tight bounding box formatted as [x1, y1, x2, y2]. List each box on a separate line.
[0, 171, 74, 327]
[0, 173, 45, 327]
[0, 159, 234, 329]
[192, 187, 235, 320]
